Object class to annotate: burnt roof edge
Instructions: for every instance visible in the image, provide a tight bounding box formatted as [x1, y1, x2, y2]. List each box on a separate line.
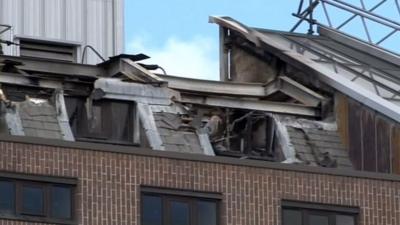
[1, 134, 400, 182]
[210, 16, 400, 124]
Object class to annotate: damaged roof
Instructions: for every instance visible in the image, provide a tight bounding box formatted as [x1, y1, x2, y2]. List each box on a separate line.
[209, 16, 400, 123]
[5, 15, 400, 171]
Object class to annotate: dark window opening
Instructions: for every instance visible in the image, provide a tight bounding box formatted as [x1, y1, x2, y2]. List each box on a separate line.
[65, 97, 137, 145]
[169, 200, 190, 225]
[141, 188, 220, 225]
[197, 200, 218, 225]
[0, 180, 15, 214]
[142, 195, 162, 225]
[51, 186, 72, 219]
[282, 201, 358, 225]
[1, 84, 53, 102]
[0, 179, 74, 224]
[21, 185, 45, 216]
[203, 108, 281, 161]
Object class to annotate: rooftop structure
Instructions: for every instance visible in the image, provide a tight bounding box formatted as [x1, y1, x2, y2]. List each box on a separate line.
[0, 0, 124, 64]
[0, 2, 400, 225]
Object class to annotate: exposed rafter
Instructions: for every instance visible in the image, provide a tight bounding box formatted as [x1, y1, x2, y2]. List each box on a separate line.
[264, 76, 325, 107]
[179, 94, 318, 117]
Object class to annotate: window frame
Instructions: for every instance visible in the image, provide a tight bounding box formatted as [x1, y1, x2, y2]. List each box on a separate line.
[0, 179, 16, 215]
[281, 200, 359, 225]
[18, 181, 47, 217]
[140, 186, 222, 225]
[0, 174, 76, 225]
[65, 97, 140, 146]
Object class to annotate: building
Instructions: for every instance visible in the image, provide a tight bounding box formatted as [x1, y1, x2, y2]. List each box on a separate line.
[0, 1, 400, 225]
[0, 0, 124, 64]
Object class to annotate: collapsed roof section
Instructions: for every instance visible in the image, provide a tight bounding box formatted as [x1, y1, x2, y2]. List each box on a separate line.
[209, 16, 400, 123]
[3, 15, 400, 172]
[0, 52, 349, 170]
[209, 16, 400, 174]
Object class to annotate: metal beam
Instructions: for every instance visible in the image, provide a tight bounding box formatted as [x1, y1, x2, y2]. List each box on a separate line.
[211, 16, 400, 123]
[161, 74, 267, 97]
[179, 94, 318, 117]
[209, 16, 261, 46]
[264, 76, 325, 107]
[102, 58, 165, 85]
[0, 55, 102, 78]
[256, 29, 400, 122]
[121, 58, 165, 84]
[0, 72, 91, 96]
[318, 26, 400, 67]
[219, 27, 229, 81]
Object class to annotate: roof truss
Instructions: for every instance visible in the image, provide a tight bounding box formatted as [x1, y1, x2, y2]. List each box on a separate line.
[264, 76, 325, 107]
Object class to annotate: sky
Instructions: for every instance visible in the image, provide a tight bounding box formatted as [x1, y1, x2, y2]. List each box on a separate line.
[125, 0, 400, 80]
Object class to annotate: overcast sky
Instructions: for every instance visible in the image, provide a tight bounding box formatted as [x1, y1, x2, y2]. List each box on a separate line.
[125, 0, 400, 80]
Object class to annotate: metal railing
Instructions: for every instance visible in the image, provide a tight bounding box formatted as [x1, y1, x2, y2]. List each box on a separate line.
[291, 0, 400, 54]
[0, 24, 11, 35]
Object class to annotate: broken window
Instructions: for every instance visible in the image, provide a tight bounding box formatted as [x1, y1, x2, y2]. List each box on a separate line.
[282, 201, 358, 225]
[65, 97, 138, 145]
[200, 108, 281, 161]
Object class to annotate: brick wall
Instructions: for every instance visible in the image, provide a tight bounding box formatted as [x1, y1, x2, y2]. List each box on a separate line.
[0, 141, 399, 225]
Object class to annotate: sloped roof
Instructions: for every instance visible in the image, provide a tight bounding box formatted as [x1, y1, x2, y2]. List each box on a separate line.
[286, 126, 352, 169]
[210, 16, 400, 123]
[154, 112, 205, 154]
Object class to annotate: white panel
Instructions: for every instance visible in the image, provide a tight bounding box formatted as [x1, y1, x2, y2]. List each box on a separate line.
[0, 0, 23, 55]
[65, 0, 83, 42]
[86, 0, 107, 64]
[0, 0, 125, 64]
[86, 0, 97, 64]
[105, 0, 113, 58]
[44, 0, 64, 39]
[22, 0, 41, 36]
[113, 0, 124, 54]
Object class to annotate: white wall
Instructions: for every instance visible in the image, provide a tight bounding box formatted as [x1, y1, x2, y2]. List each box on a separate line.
[0, 0, 124, 64]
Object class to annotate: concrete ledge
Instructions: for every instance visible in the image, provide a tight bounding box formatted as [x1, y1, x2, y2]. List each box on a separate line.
[1, 134, 400, 182]
[0, 170, 77, 185]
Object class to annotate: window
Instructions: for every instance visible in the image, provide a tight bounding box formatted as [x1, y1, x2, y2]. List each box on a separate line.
[18, 38, 78, 62]
[282, 201, 358, 225]
[21, 184, 45, 216]
[141, 187, 221, 225]
[0, 181, 15, 214]
[0, 179, 74, 224]
[64, 97, 139, 145]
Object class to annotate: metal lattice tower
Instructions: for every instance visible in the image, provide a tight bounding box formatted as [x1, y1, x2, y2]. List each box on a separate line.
[292, 0, 400, 55]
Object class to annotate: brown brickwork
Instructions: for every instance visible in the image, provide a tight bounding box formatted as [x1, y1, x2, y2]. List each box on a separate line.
[0, 141, 399, 225]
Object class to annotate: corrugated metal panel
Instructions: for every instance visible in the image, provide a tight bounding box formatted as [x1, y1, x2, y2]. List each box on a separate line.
[391, 126, 400, 174]
[0, 0, 124, 64]
[344, 96, 399, 174]
[347, 99, 362, 171]
[335, 93, 349, 149]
